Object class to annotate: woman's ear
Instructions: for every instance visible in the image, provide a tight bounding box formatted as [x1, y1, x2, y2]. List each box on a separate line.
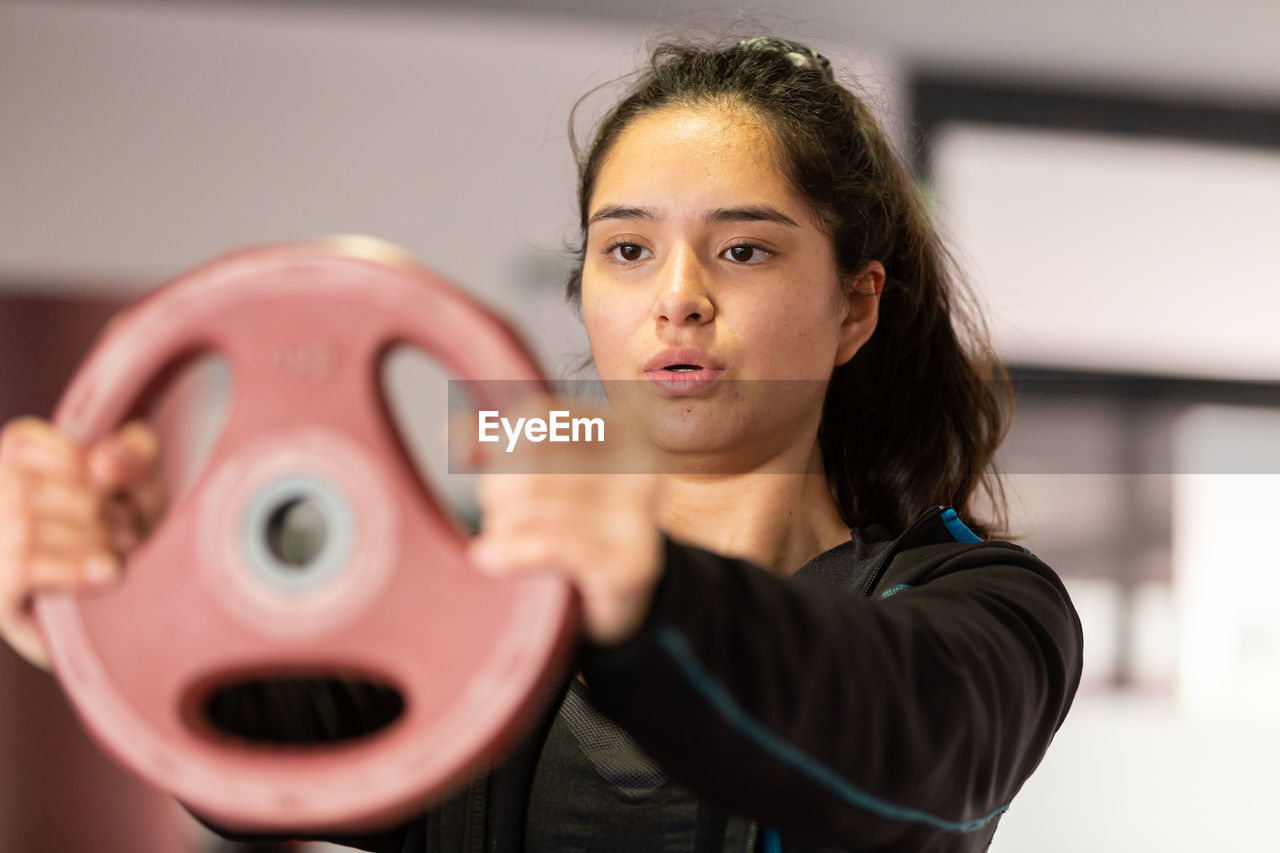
[835, 260, 885, 366]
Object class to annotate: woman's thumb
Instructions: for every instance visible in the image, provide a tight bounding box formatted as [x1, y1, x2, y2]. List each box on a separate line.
[86, 421, 160, 493]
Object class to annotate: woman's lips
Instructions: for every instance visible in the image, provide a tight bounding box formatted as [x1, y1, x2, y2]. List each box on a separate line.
[643, 366, 724, 395]
[642, 350, 724, 395]
[643, 349, 721, 371]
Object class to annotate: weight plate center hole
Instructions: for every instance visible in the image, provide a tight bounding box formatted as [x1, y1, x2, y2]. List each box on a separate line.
[264, 495, 329, 569]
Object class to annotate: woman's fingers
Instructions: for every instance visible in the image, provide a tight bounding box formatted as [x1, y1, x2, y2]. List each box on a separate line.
[0, 416, 158, 670]
[26, 550, 120, 589]
[0, 540, 120, 672]
[0, 417, 85, 479]
[86, 420, 159, 490]
[469, 407, 664, 646]
[455, 396, 666, 645]
[23, 477, 103, 526]
[86, 420, 167, 534]
[0, 549, 119, 672]
[0, 472, 122, 589]
[27, 515, 111, 556]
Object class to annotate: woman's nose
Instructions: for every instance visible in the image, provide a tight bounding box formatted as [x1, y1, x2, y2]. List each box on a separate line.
[654, 249, 715, 326]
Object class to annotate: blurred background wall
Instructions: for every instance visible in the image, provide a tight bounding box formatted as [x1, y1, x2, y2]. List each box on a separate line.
[2, 0, 1278, 850]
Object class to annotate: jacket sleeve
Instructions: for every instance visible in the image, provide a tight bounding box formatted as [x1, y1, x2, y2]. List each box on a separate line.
[577, 535, 1083, 850]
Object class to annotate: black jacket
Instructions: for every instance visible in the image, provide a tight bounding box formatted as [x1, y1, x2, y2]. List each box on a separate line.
[293, 505, 1082, 853]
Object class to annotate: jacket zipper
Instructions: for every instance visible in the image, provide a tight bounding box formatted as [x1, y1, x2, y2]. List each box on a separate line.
[466, 774, 488, 853]
[859, 505, 946, 597]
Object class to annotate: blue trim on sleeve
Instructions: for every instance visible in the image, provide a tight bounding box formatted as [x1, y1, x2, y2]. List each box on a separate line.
[880, 584, 912, 599]
[655, 628, 1009, 833]
[763, 827, 783, 853]
[940, 508, 982, 543]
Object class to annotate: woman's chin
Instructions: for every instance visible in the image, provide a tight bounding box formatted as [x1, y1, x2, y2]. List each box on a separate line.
[640, 414, 730, 462]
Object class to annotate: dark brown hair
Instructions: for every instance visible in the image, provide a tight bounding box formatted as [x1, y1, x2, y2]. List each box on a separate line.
[566, 39, 1010, 538]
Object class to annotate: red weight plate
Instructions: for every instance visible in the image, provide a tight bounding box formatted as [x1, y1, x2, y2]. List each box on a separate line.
[34, 238, 579, 832]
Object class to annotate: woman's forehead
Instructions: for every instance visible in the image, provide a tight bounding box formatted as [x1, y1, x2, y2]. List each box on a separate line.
[590, 105, 807, 222]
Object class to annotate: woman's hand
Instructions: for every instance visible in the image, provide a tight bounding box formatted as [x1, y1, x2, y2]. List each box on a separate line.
[462, 399, 665, 647]
[0, 417, 166, 669]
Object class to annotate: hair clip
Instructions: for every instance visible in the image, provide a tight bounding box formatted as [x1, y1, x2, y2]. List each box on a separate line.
[736, 37, 832, 76]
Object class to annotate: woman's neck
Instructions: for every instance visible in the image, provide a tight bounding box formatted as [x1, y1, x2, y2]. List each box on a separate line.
[656, 443, 851, 576]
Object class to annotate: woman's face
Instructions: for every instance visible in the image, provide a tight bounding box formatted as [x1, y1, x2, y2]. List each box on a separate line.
[580, 104, 881, 465]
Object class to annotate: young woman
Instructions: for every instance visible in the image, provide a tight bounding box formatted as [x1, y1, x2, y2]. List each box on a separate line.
[0, 36, 1082, 853]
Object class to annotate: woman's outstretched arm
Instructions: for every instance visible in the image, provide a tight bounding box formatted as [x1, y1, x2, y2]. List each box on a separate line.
[577, 529, 1083, 851]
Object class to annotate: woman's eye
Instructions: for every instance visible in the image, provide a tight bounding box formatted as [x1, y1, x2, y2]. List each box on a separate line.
[607, 243, 650, 262]
[722, 244, 768, 264]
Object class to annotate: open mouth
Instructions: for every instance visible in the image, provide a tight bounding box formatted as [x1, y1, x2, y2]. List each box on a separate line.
[645, 364, 722, 396]
[199, 674, 404, 747]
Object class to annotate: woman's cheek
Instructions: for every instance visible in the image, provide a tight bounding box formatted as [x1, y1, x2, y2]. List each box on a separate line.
[583, 303, 640, 380]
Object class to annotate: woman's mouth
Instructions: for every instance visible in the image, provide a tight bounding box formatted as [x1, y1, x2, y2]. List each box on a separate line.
[643, 351, 724, 395]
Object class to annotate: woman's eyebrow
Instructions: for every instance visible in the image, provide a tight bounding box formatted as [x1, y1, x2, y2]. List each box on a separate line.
[708, 205, 799, 227]
[587, 205, 655, 226]
[587, 204, 799, 228]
